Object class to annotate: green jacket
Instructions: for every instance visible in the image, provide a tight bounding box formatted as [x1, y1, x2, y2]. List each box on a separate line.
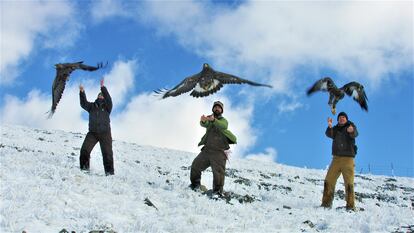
[198, 116, 237, 146]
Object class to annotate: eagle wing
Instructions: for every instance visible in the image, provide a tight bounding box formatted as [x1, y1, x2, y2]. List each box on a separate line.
[48, 70, 69, 117]
[48, 61, 106, 117]
[306, 77, 337, 95]
[78, 61, 107, 71]
[342, 81, 368, 111]
[214, 71, 273, 87]
[155, 74, 200, 99]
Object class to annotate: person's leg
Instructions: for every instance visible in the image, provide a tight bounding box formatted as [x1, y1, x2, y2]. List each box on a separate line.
[321, 156, 341, 207]
[210, 151, 227, 194]
[99, 132, 114, 175]
[342, 157, 355, 210]
[190, 150, 210, 188]
[80, 132, 98, 171]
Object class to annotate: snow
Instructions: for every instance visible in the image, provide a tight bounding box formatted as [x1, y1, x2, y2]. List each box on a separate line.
[1, 124, 413, 233]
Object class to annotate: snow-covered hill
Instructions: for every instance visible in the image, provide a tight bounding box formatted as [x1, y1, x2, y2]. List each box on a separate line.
[1, 124, 413, 233]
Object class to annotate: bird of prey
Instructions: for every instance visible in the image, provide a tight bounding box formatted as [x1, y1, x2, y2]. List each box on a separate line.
[307, 77, 368, 115]
[48, 61, 106, 118]
[155, 63, 272, 98]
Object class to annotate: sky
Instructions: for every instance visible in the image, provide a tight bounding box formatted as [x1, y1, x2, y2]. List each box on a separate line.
[0, 0, 413, 177]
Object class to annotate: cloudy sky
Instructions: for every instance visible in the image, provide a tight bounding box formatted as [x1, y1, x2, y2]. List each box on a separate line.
[1, 0, 412, 176]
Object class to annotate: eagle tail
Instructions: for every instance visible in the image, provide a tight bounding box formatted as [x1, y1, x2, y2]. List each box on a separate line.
[45, 109, 55, 119]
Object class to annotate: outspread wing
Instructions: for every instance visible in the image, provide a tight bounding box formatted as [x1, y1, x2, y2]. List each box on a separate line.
[155, 74, 200, 99]
[48, 70, 68, 118]
[307, 77, 337, 95]
[47, 61, 106, 117]
[214, 72, 273, 88]
[342, 81, 368, 111]
[78, 61, 107, 71]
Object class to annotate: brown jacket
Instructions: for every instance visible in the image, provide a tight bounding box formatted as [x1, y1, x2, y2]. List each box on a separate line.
[325, 121, 358, 157]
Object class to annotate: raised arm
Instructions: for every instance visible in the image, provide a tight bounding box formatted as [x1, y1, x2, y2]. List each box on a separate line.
[101, 86, 112, 113]
[79, 85, 92, 112]
[325, 117, 334, 138]
[200, 115, 211, 128]
[325, 127, 334, 138]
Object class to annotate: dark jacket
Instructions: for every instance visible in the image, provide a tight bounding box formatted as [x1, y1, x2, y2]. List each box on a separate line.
[325, 121, 358, 157]
[80, 86, 112, 133]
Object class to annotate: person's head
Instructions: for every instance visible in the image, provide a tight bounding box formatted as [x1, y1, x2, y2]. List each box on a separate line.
[212, 101, 224, 117]
[97, 92, 104, 100]
[337, 112, 348, 125]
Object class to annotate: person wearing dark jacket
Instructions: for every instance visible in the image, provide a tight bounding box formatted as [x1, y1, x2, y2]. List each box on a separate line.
[190, 101, 237, 195]
[79, 79, 114, 176]
[321, 111, 358, 210]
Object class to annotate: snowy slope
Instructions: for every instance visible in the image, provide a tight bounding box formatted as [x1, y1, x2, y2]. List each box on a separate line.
[0, 124, 413, 233]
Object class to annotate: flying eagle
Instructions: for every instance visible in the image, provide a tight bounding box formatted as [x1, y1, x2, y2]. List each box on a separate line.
[307, 77, 368, 115]
[155, 63, 272, 98]
[48, 61, 106, 118]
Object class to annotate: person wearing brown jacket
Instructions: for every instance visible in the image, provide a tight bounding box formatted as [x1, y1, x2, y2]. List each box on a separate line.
[190, 101, 237, 195]
[321, 111, 358, 210]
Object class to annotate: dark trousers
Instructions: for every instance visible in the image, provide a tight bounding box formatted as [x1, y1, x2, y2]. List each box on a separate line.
[190, 148, 227, 193]
[80, 131, 114, 175]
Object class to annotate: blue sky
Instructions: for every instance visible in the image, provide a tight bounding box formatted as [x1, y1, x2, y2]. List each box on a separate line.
[1, 0, 413, 177]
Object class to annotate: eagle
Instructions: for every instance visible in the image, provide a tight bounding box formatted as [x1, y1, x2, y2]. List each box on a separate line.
[48, 61, 106, 118]
[155, 63, 272, 98]
[307, 77, 368, 115]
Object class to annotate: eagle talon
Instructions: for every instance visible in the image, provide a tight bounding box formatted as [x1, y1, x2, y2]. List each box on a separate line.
[331, 108, 336, 115]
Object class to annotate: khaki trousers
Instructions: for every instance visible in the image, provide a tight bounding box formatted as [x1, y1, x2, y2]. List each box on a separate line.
[321, 156, 355, 209]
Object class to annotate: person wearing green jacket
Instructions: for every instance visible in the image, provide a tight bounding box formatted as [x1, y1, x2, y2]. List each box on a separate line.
[190, 101, 237, 195]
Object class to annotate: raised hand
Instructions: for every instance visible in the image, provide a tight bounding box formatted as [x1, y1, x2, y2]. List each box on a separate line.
[327, 117, 333, 128]
[100, 78, 104, 87]
[206, 115, 215, 121]
[200, 115, 208, 122]
[347, 125, 354, 133]
[79, 84, 84, 92]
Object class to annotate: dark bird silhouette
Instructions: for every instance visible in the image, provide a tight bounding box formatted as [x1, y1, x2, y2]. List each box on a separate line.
[307, 77, 368, 115]
[155, 63, 272, 98]
[144, 197, 158, 211]
[48, 61, 107, 118]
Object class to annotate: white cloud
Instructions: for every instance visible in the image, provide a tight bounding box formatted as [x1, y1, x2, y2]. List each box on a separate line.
[1, 89, 87, 133]
[102, 60, 137, 108]
[138, 1, 413, 91]
[245, 147, 278, 163]
[277, 100, 304, 114]
[111, 93, 255, 156]
[0, 0, 80, 84]
[90, 0, 132, 23]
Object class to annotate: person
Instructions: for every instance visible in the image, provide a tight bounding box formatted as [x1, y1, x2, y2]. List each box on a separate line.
[321, 112, 358, 210]
[79, 78, 114, 176]
[190, 101, 237, 195]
